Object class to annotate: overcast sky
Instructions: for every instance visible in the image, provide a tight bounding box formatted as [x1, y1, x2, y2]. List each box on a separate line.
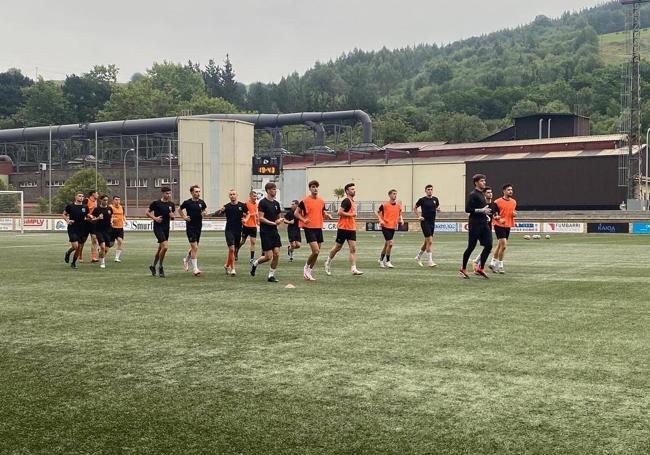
[1, 0, 603, 84]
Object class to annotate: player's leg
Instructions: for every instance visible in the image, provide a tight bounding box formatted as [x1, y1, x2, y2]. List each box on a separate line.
[461, 227, 480, 275]
[325, 232, 344, 275]
[347, 238, 363, 275]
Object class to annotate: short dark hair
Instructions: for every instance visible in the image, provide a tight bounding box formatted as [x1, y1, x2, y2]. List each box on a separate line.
[502, 183, 513, 191]
[291, 199, 299, 205]
[87, 190, 97, 197]
[484, 186, 492, 192]
[388, 189, 397, 195]
[308, 180, 319, 188]
[161, 186, 171, 193]
[472, 174, 486, 184]
[425, 184, 433, 190]
[344, 183, 355, 192]
[190, 185, 200, 192]
[249, 190, 257, 197]
[265, 182, 276, 191]
[99, 194, 109, 200]
[112, 195, 120, 199]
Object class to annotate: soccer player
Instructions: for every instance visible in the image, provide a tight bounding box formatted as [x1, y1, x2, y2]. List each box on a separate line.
[111, 196, 126, 262]
[179, 185, 207, 276]
[324, 183, 363, 276]
[62, 192, 89, 269]
[90, 194, 113, 269]
[214, 189, 248, 276]
[250, 182, 284, 282]
[146, 186, 175, 278]
[86, 190, 99, 263]
[473, 186, 495, 270]
[413, 184, 441, 267]
[239, 191, 259, 263]
[294, 180, 332, 281]
[284, 200, 302, 262]
[460, 174, 492, 279]
[377, 189, 403, 268]
[491, 183, 517, 273]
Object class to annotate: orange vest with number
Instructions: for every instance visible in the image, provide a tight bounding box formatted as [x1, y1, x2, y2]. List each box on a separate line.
[337, 198, 356, 231]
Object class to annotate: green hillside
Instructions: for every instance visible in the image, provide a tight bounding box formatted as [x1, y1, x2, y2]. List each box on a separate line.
[599, 28, 650, 65]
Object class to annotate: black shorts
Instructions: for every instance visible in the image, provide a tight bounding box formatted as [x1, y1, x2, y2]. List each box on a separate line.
[186, 226, 202, 243]
[260, 229, 282, 251]
[242, 226, 257, 238]
[225, 229, 241, 247]
[112, 228, 124, 240]
[382, 228, 395, 241]
[494, 226, 511, 240]
[335, 229, 356, 244]
[288, 227, 302, 243]
[420, 220, 436, 237]
[95, 229, 113, 246]
[154, 225, 170, 243]
[67, 226, 84, 243]
[469, 223, 493, 250]
[303, 228, 323, 244]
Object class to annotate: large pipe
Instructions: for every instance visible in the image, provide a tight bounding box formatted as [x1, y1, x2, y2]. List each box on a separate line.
[0, 110, 374, 145]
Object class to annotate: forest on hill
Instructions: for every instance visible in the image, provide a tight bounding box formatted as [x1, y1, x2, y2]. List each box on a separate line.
[2, 1, 650, 146]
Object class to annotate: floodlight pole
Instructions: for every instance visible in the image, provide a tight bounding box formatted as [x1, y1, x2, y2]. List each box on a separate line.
[646, 127, 650, 201]
[135, 136, 139, 211]
[95, 130, 98, 191]
[123, 148, 135, 216]
[48, 126, 52, 213]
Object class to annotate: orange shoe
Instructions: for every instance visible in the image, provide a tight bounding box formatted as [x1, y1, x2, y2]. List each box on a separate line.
[459, 268, 470, 279]
[476, 268, 489, 279]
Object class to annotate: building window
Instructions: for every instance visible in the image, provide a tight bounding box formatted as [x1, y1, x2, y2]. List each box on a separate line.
[127, 178, 148, 188]
[46, 180, 65, 187]
[154, 177, 178, 187]
[19, 181, 38, 188]
[106, 179, 120, 186]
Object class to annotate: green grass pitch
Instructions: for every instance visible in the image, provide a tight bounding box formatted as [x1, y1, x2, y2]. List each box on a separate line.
[1, 231, 649, 454]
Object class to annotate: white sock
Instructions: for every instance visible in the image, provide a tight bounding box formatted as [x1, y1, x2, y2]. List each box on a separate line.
[100, 257, 105, 265]
[499, 260, 504, 267]
[269, 268, 275, 277]
[428, 252, 433, 261]
[253, 259, 258, 266]
[191, 258, 198, 270]
[115, 250, 122, 259]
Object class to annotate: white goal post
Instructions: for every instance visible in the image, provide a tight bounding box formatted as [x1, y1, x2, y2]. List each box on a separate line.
[0, 190, 24, 234]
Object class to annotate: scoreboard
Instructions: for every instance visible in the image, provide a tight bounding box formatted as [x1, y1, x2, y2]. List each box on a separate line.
[252, 155, 281, 175]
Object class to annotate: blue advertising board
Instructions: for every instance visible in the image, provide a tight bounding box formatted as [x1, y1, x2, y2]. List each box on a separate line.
[631, 222, 650, 234]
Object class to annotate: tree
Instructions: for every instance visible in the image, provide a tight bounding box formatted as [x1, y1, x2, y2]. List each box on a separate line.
[96, 78, 173, 121]
[431, 112, 488, 143]
[333, 187, 344, 201]
[148, 61, 205, 104]
[221, 54, 244, 106]
[510, 100, 540, 119]
[14, 78, 73, 127]
[52, 169, 109, 213]
[63, 72, 113, 123]
[0, 68, 33, 119]
[203, 59, 223, 98]
[177, 94, 239, 115]
[373, 112, 415, 144]
[0, 180, 19, 213]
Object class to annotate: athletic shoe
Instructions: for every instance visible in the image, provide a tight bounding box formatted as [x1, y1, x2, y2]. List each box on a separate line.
[428, 260, 437, 268]
[250, 262, 257, 276]
[158, 267, 165, 278]
[114, 258, 121, 263]
[324, 259, 332, 276]
[71, 262, 77, 269]
[303, 265, 309, 280]
[267, 276, 279, 283]
[149, 265, 156, 276]
[352, 268, 364, 276]
[183, 257, 189, 272]
[385, 261, 395, 269]
[64, 250, 71, 263]
[498, 266, 505, 274]
[289, 256, 294, 262]
[476, 268, 489, 279]
[378, 259, 386, 268]
[415, 255, 423, 267]
[249, 258, 254, 265]
[230, 269, 237, 276]
[91, 259, 99, 263]
[193, 269, 202, 277]
[100, 263, 106, 269]
[304, 268, 316, 281]
[488, 262, 498, 273]
[224, 266, 231, 275]
[459, 268, 470, 279]
[473, 263, 481, 275]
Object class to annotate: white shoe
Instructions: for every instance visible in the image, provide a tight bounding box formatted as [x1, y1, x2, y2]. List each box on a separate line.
[378, 259, 385, 268]
[304, 268, 316, 281]
[352, 268, 364, 276]
[385, 261, 394, 269]
[488, 263, 498, 273]
[324, 259, 332, 276]
[415, 255, 423, 267]
[224, 266, 231, 275]
[230, 268, 236, 276]
[114, 258, 121, 262]
[182, 257, 189, 272]
[428, 260, 437, 268]
[100, 263, 106, 269]
[498, 266, 505, 274]
[193, 269, 202, 277]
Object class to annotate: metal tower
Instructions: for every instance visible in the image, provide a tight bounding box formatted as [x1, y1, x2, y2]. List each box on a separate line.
[620, 0, 650, 198]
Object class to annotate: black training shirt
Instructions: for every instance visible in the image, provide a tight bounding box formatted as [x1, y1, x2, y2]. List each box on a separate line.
[221, 202, 248, 231]
[149, 200, 176, 228]
[64, 203, 88, 227]
[415, 196, 440, 222]
[180, 198, 207, 228]
[284, 209, 300, 232]
[466, 189, 489, 226]
[258, 198, 282, 232]
[92, 206, 113, 231]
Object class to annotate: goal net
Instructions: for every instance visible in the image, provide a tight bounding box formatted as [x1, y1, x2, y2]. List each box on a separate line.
[0, 190, 24, 233]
